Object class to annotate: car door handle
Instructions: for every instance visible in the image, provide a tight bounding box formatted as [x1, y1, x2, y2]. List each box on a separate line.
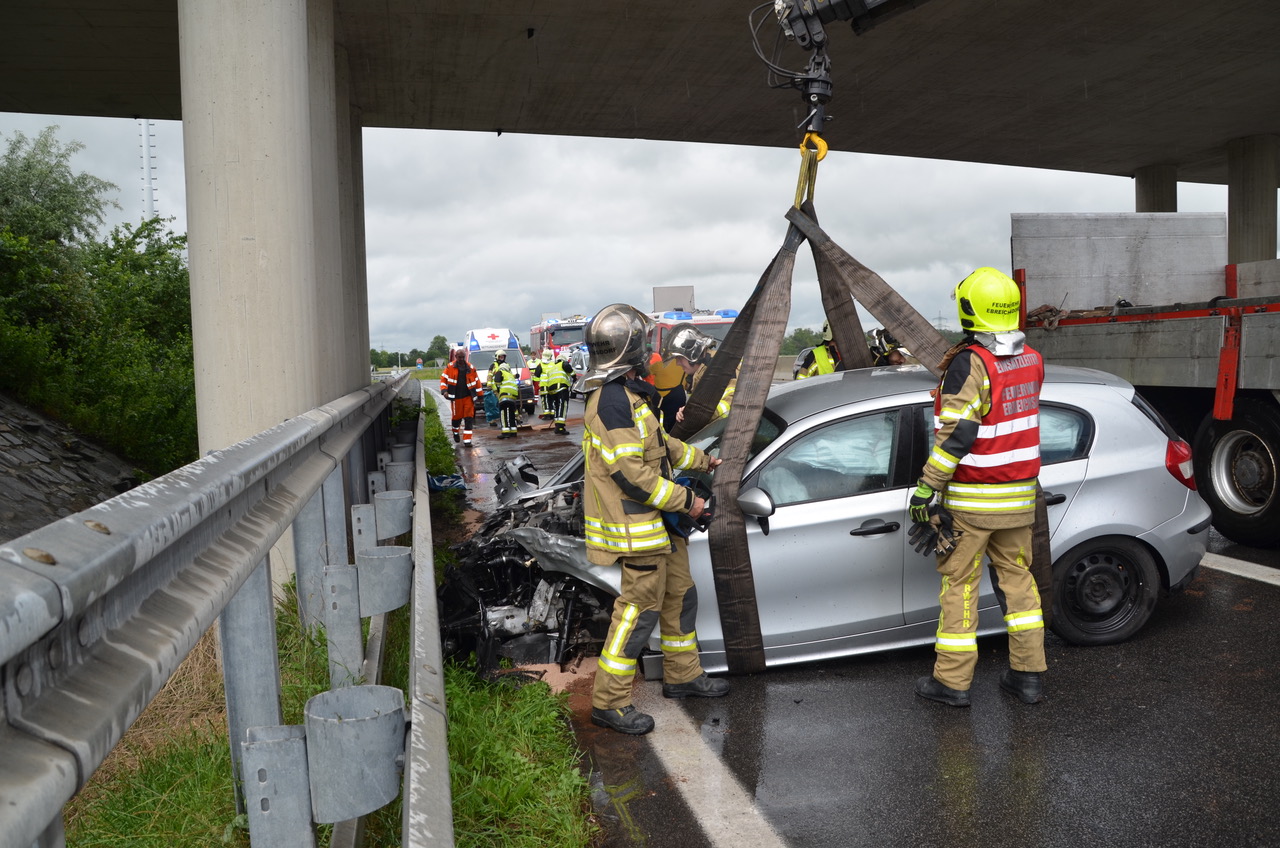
[850, 520, 900, 536]
[1044, 491, 1067, 506]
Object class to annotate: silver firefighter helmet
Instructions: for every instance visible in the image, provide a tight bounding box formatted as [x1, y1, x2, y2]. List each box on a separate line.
[580, 304, 655, 387]
[661, 322, 715, 364]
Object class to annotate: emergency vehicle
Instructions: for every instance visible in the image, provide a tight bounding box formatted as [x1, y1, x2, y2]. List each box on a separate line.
[461, 328, 537, 417]
[529, 315, 588, 359]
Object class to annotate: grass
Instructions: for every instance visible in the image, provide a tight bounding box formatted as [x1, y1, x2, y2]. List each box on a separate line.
[445, 668, 598, 848]
[63, 406, 597, 847]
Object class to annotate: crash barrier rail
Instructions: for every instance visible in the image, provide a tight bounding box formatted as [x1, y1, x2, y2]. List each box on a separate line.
[0, 372, 454, 848]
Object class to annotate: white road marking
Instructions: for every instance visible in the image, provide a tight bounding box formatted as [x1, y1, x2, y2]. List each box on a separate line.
[1200, 552, 1280, 587]
[631, 685, 789, 848]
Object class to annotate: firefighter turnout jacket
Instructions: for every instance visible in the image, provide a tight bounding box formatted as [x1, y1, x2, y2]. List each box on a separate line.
[921, 342, 1044, 516]
[536, 358, 573, 392]
[490, 360, 519, 400]
[582, 377, 713, 566]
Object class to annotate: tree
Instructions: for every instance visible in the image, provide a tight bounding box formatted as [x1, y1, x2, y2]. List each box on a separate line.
[425, 334, 450, 361]
[781, 327, 822, 356]
[0, 126, 119, 245]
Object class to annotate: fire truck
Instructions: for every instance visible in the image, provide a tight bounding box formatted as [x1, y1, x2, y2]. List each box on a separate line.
[529, 315, 588, 360]
[1017, 213, 1280, 548]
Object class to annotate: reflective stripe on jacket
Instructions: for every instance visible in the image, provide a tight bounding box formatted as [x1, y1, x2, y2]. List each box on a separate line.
[490, 362, 519, 399]
[539, 360, 572, 392]
[924, 343, 1043, 514]
[582, 377, 711, 565]
[796, 343, 838, 379]
[439, 362, 482, 400]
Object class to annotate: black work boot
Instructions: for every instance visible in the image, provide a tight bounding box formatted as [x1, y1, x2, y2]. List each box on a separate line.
[591, 705, 655, 735]
[1000, 669, 1045, 704]
[662, 672, 730, 699]
[914, 675, 971, 707]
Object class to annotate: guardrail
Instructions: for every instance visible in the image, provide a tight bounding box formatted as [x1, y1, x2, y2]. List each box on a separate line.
[0, 373, 452, 848]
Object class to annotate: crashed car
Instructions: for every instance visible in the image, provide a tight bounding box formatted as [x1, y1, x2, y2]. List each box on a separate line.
[440, 364, 1211, 674]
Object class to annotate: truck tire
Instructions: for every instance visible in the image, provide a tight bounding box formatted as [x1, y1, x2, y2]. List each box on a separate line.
[1193, 399, 1280, 548]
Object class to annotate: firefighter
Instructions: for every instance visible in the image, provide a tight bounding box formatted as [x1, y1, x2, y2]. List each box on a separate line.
[911, 267, 1047, 708]
[868, 328, 907, 366]
[794, 320, 843, 378]
[438, 348, 483, 447]
[536, 349, 576, 434]
[661, 322, 736, 423]
[489, 351, 520, 439]
[580, 303, 728, 735]
[532, 348, 555, 419]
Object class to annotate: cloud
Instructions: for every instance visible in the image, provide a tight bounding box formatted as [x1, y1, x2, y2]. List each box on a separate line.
[2, 113, 1232, 354]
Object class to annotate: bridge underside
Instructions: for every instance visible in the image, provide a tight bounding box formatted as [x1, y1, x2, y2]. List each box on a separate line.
[3, 0, 1279, 185]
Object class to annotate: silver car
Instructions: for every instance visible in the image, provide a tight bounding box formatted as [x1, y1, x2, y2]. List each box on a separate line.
[443, 365, 1211, 674]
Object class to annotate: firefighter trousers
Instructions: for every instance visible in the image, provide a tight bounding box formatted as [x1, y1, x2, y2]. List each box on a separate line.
[932, 512, 1046, 691]
[592, 538, 704, 710]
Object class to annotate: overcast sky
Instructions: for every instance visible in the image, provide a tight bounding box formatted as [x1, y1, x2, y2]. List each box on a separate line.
[1, 111, 1230, 354]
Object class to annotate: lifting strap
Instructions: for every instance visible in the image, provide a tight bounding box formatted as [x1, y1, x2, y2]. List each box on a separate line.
[674, 139, 1051, 673]
[805, 200, 873, 370]
[675, 218, 805, 674]
[786, 205, 951, 376]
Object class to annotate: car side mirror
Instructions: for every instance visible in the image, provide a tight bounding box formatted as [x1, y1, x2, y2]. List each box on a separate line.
[737, 487, 775, 536]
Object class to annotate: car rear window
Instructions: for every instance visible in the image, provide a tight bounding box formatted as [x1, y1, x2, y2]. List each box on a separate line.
[1039, 404, 1093, 464]
[1130, 391, 1180, 441]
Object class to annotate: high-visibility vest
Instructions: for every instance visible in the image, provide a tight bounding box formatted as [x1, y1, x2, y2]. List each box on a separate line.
[941, 344, 1043, 483]
[929, 344, 1043, 514]
[539, 360, 571, 391]
[491, 362, 519, 399]
[797, 343, 837, 379]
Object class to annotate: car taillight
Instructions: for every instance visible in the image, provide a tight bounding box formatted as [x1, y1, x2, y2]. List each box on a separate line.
[1165, 439, 1197, 490]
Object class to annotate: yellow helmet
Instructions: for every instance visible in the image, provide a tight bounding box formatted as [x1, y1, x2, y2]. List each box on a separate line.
[821, 320, 833, 342]
[954, 267, 1021, 332]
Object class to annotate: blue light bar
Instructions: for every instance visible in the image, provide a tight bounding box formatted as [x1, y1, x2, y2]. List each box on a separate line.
[715, 309, 739, 318]
[663, 311, 693, 320]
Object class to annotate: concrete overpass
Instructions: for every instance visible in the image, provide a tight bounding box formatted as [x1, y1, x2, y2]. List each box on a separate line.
[2, 0, 1279, 448]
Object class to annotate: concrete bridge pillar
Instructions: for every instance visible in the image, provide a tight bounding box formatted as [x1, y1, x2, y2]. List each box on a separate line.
[179, 0, 328, 452]
[1134, 163, 1178, 213]
[1227, 134, 1279, 264]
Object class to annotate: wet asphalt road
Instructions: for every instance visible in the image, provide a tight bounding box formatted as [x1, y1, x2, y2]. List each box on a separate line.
[450, 395, 1280, 848]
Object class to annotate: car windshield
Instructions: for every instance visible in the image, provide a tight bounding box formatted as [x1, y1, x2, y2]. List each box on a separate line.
[470, 348, 526, 370]
[685, 408, 786, 463]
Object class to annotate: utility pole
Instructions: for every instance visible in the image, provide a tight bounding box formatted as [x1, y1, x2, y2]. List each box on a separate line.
[137, 118, 158, 220]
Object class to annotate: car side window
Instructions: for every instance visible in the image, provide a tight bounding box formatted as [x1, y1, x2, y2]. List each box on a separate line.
[754, 409, 899, 506]
[914, 402, 1092, 466]
[1039, 404, 1092, 464]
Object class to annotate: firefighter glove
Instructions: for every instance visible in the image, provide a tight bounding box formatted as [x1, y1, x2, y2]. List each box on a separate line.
[909, 481, 935, 524]
[908, 505, 963, 557]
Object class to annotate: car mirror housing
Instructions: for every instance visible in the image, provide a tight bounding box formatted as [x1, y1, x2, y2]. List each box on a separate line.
[738, 487, 775, 518]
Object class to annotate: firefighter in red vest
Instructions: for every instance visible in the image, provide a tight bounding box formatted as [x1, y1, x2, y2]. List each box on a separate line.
[910, 267, 1047, 708]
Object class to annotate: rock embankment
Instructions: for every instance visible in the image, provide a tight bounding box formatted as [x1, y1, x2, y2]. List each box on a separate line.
[0, 393, 139, 544]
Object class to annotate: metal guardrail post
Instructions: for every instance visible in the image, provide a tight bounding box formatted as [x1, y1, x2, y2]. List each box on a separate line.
[351, 503, 376, 557]
[240, 725, 315, 848]
[220, 557, 284, 811]
[322, 563, 363, 688]
[293, 490, 327, 632]
[321, 466, 349, 583]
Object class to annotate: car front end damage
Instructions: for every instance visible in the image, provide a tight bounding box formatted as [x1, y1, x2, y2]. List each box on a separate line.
[438, 474, 620, 671]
